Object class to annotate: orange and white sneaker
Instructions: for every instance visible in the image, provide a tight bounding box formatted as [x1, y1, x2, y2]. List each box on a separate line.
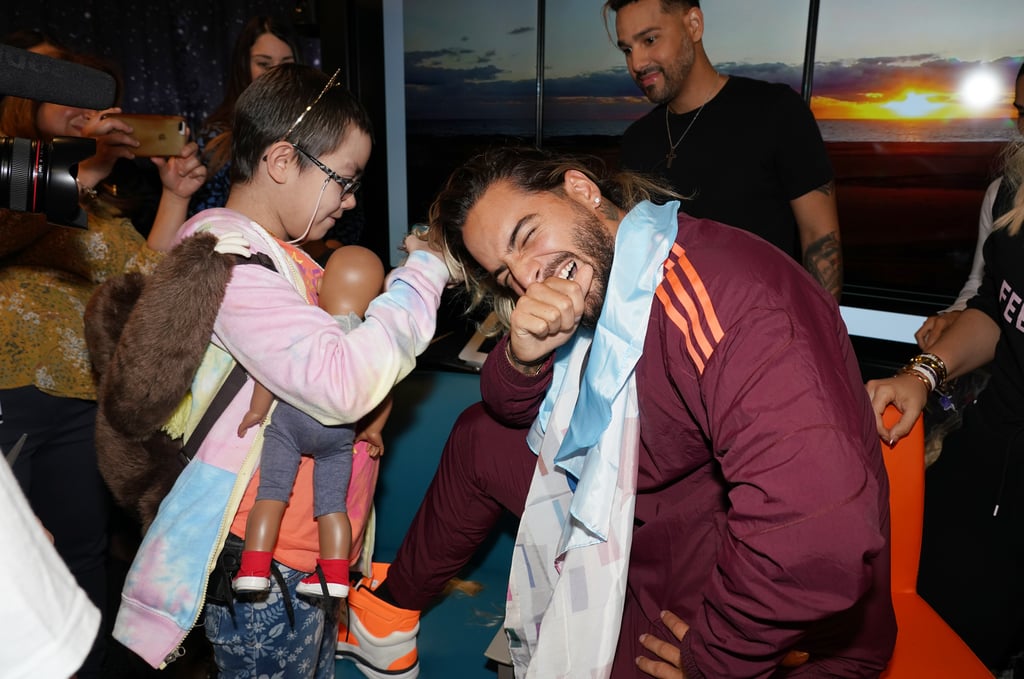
[337, 563, 420, 679]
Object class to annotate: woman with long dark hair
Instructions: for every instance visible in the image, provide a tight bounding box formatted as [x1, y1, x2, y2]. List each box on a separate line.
[189, 15, 300, 214]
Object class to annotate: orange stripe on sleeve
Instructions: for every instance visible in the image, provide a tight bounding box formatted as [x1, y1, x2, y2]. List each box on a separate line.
[663, 263, 714, 358]
[655, 285, 706, 374]
[673, 246, 724, 342]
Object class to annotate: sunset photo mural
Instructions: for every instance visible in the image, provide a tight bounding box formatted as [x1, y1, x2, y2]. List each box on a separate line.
[400, 0, 1023, 303]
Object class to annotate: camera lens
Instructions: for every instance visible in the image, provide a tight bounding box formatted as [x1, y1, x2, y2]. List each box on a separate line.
[0, 136, 95, 228]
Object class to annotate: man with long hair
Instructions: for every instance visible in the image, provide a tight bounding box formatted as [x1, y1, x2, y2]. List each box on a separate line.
[338, 146, 895, 679]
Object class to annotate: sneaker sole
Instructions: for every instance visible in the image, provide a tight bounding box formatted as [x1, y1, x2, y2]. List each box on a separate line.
[336, 610, 419, 678]
[296, 581, 350, 598]
[232, 576, 270, 593]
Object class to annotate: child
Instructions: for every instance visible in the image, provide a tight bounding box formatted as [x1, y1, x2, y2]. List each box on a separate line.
[105, 64, 448, 677]
[233, 245, 389, 599]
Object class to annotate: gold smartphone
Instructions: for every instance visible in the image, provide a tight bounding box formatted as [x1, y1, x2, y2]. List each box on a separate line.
[109, 114, 187, 157]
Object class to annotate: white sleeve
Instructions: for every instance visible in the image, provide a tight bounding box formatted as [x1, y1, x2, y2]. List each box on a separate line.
[947, 177, 999, 312]
[0, 459, 101, 679]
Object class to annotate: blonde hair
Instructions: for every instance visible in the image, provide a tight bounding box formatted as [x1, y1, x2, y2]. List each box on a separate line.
[995, 141, 1024, 236]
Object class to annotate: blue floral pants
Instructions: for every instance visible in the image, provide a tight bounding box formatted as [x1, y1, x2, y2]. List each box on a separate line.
[204, 561, 339, 678]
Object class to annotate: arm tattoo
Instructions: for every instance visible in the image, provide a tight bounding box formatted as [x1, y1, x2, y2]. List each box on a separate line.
[814, 180, 835, 198]
[803, 231, 843, 301]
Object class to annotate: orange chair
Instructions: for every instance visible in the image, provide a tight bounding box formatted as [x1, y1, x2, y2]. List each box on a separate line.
[879, 406, 992, 678]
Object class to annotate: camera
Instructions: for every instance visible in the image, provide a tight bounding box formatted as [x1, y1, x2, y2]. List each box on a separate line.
[0, 44, 117, 229]
[0, 136, 95, 228]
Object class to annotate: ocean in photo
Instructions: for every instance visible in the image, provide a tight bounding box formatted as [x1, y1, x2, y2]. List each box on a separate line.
[407, 117, 1020, 143]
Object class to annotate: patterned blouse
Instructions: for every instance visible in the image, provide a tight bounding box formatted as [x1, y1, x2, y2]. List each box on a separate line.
[0, 208, 162, 400]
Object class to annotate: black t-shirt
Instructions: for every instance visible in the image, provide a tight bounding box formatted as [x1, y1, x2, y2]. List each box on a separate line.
[620, 76, 833, 260]
[969, 214, 1024, 426]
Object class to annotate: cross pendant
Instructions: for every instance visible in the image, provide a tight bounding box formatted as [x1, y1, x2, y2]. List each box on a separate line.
[666, 148, 676, 169]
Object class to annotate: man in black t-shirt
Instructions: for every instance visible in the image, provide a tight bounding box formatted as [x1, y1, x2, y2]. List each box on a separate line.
[604, 0, 842, 301]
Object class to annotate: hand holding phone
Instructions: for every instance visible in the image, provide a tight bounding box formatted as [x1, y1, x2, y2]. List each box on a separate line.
[108, 113, 188, 157]
[151, 139, 208, 201]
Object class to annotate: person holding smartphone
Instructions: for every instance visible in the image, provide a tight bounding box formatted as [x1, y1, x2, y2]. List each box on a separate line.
[0, 44, 205, 679]
[0, 42, 207, 245]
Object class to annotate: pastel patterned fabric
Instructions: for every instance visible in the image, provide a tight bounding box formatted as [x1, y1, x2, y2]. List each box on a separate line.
[113, 208, 448, 667]
[505, 201, 678, 677]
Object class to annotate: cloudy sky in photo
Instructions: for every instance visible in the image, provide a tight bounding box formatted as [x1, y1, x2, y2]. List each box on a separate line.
[402, 0, 1024, 122]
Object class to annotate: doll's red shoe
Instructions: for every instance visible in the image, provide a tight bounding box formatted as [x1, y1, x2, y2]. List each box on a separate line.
[233, 550, 272, 593]
[297, 558, 350, 598]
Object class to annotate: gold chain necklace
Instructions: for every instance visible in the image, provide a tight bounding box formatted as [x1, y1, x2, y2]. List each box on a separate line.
[664, 73, 720, 169]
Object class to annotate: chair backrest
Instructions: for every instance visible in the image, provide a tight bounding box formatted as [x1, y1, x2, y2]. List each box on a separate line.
[880, 406, 926, 595]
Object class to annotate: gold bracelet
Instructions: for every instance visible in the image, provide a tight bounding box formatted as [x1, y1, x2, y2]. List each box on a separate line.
[908, 352, 947, 386]
[504, 340, 549, 377]
[896, 365, 934, 393]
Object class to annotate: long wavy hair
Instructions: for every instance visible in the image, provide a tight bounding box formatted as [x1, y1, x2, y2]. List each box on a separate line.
[428, 145, 682, 331]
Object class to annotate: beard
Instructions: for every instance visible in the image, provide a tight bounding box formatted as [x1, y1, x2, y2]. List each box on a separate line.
[635, 41, 696, 107]
[547, 202, 615, 329]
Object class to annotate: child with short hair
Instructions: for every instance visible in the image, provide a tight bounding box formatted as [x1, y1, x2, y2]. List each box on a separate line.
[107, 64, 448, 677]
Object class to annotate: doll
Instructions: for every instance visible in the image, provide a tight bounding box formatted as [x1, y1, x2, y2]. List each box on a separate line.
[233, 245, 390, 598]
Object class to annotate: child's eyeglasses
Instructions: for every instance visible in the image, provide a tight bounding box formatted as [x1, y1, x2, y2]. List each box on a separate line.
[292, 143, 362, 199]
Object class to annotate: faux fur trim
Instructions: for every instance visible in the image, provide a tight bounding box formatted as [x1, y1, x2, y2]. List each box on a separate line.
[97, 233, 236, 438]
[85, 232, 238, 526]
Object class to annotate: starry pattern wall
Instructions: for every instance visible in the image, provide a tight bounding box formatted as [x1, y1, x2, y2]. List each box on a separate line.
[0, 1, 322, 133]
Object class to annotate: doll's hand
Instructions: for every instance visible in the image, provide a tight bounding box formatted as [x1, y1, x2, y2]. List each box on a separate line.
[356, 430, 385, 458]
